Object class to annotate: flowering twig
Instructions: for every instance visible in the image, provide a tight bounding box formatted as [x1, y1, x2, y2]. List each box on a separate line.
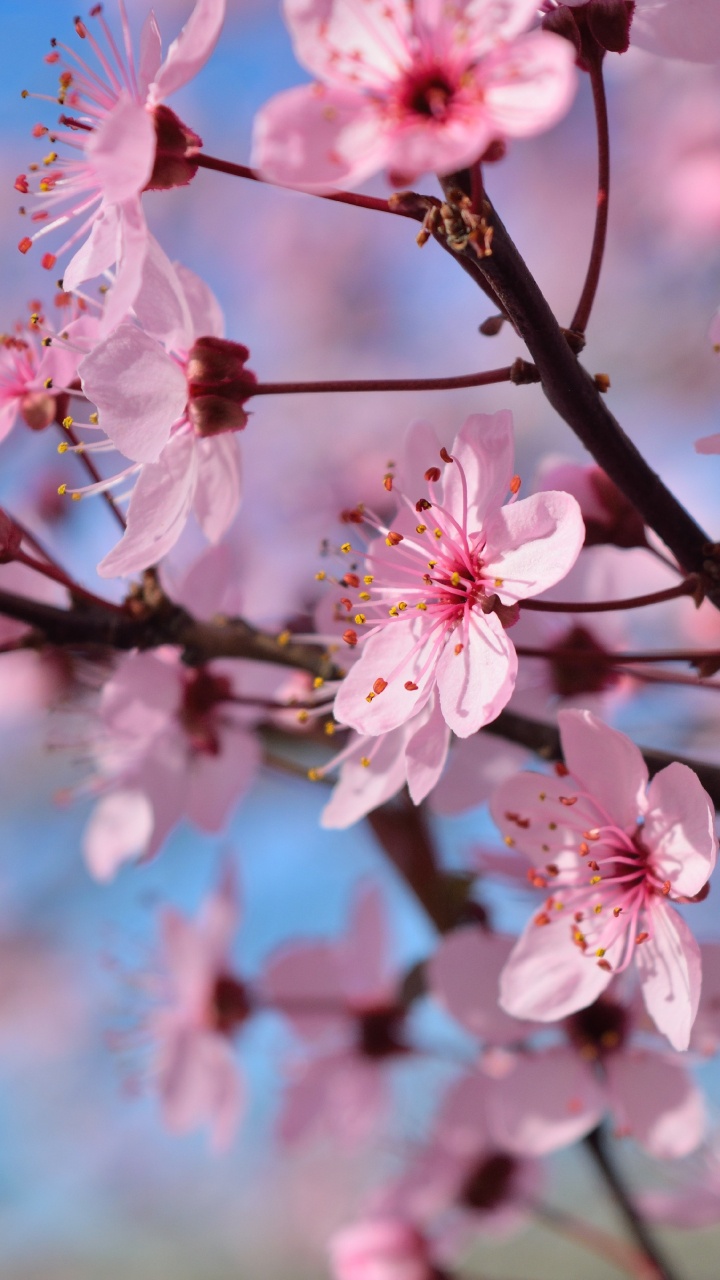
[250, 362, 536, 397]
[520, 577, 699, 613]
[534, 1200, 662, 1280]
[570, 51, 611, 336]
[193, 151, 410, 218]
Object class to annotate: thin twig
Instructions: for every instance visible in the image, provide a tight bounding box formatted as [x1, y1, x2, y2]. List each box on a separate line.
[520, 579, 697, 614]
[570, 53, 611, 335]
[584, 1128, 679, 1280]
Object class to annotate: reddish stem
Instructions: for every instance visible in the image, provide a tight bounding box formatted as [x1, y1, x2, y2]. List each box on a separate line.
[515, 643, 719, 665]
[251, 365, 519, 396]
[14, 549, 127, 614]
[570, 53, 610, 335]
[193, 152, 411, 218]
[57, 419, 127, 532]
[520, 579, 697, 613]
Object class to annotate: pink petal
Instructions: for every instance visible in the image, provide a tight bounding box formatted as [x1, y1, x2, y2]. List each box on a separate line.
[131, 236, 194, 350]
[636, 902, 702, 1051]
[97, 433, 198, 578]
[321, 728, 410, 829]
[137, 11, 163, 99]
[444, 411, 515, 531]
[82, 789, 154, 881]
[79, 322, 187, 463]
[333, 619, 436, 736]
[405, 693, 450, 804]
[63, 203, 120, 293]
[157, 1026, 243, 1150]
[382, 110, 496, 182]
[99, 651, 179, 744]
[192, 435, 243, 544]
[199, 861, 240, 965]
[85, 92, 156, 204]
[696, 432, 720, 454]
[252, 84, 388, 192]
[175, 263, 225, 339]
[631, 0, 720, 62]
[487, 1047, 603, 1155]
[262, 942, 347, 1042]
[480, 31, 577, 140]
[283, 0, 411, 88]
[710, 308, 720, 351]
[434, 1072, 491, 1153]
[430, 732, 527, 816]
[499, 913, 614, 1022]
[185, 725, 261, 831]
[605, 1050, 705, 1158]
[484, 490, 585, 603]
[160, 907, 215, 1011]
[436, 609, 517, 737]
[341, 884, 394, 1004]
[151, 0, 227, 101]
[645, 763, 717, 898]
[99, 198, 151, 335]
[429, 928, 537, 1045]
[489, 766, 604, 864]
[557, 708, 648, 832]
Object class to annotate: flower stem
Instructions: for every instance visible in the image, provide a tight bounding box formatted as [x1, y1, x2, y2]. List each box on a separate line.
[584, 1127, 680, 1280]
[192, 152, 412, 218]
[520, 578, 698, 613]
[570, 52, 610, 336]
[56, 420, 126, 532]
[251, 365, 525, 396]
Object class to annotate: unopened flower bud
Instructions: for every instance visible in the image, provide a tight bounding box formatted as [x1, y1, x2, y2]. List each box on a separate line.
[145, 105, 203, 191]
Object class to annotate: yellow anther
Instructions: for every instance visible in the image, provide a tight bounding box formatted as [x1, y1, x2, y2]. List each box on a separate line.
[538, 791, 546, 801]
[307, 767, 322, 781]
[416, 602, 427, 611]
[398, 601, 408, 611]
[277, 630, 291, 646]
[315, 570, 326, 580]
[494, 577, 504, 587]
[29, 313, 40, 327]
[62, 416, 73, 429]
[313, 676, 324, 689]
[324, 721, 336, 736]
[43, 377, 53, 389]
[57, 442, 68, 454]
[354, 613, 366, 625]
[594, 904, 603, 914]
[427, 560, 437, 568]
[595, 948, 606, 958]
[71, 493, 81, 502]
[363, 575, 373, 585]
[416, 524, 427, 534]
[555, 901, 564, 910]
[388, 606, 398, 617]
[340, 542, 352, 553]
[360, 756, 371, 768]
[57, 483, 67, 496]
[503, 835, 515, 847]
[41, 337, 52, 347]
[43, 151, 58, 165]
[589, 875, 601, 885]
[297, 710, 309, 724]
[359, 591, 370, 601]
[365, 692, 375, 703]
[451, 571, 460, 587]
[89, 412, 98, 425]
[433, 528, 443, 539]
[574, 930, 585, 944]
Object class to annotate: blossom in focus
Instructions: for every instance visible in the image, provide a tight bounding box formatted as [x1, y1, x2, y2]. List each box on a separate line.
[74, 251, 250, 576]
[149, 863, 248, 1149]
[332, 412, 584, 739]
[329, 1218, 438, 1280]
[260, 884, 411, 1146]
[492, 709, 717, 1050]
[17, 0, 226, 331]
[252, 0, 577, 190]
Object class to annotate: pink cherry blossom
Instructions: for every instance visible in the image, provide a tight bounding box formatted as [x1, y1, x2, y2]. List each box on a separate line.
[630, 0, 720, 64]
[18, 0, 226, 331]
[0, 302, 94, 439]
[252, 0, 577, 190]
[534, 457, 648, 550]
[491, 709, 717, 1050]
[332, 413, 584, 739]
[261, 884, 409, 1145]
[72, 251, 251, 576]
[639, 1133, 720, 1228]
[329, 1218, 437, 1280]
[149, 864, 248, 1149]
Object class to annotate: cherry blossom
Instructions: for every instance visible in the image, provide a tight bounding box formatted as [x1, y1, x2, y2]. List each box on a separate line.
[329, 1218, 438, 1280]
[260, 884, 410, 1145]
[630, 0, 720, 64]
[492, 709, 717, 1050]
[0, 301, 95, 439]
[17, 0, 226, 331]
[252, 0, 577, 190]
[73, 251, 250, 576]
[149, 864, 248, 1149]
[331, 413, 584, 739]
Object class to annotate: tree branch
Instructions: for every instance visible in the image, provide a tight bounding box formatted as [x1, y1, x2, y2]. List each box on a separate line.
[584, 1127, 679, 1280]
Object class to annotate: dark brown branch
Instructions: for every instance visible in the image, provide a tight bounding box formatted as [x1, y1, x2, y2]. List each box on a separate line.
[434, 182, 720, 606]
[366, 800, 469, 933]
[584, 1128, 679, 1280]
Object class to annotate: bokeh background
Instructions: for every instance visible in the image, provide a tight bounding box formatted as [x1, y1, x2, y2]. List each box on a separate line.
[1, 1, 720, 1275]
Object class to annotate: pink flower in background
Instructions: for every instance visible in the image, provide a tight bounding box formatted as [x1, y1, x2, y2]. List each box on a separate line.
[630, 0, 720, 64]
[329, 1218, 438, 1280]
[534, 458, 648, 550]
[252, 0, 576, 190]
[74, 251, 250, 576]
[492, 709, 717, 1050]
[261, 884, 410, 1146]
[150, 864, 248, 1149]
[332, 413, 584, 739]
[17, 0, 226, 331]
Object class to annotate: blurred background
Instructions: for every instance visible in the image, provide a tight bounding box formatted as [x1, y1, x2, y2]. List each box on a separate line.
[1, 1, 720, 1275]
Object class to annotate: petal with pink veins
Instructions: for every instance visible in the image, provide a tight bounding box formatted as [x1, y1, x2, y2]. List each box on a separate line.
[283, 0, 411, 89]
[333, 618, 436, 736]
[481, 31, 577, 138]
[97, 432, 198, 578]
[85, 92, 156, 204]
[636, 902, 702, 1051]
[484, 490, 585, 603]
[499, 912, 616, 1023]
[430, 731, 527, 816]
[151, 0, 227, 102]
[487, 1047, 604, 1155]
[605, 1049, 705, 1158]
[185, 725, 261, 831]
[175, 262, 225, 339]
[444, 411, 515, 532]
[382, 109, 495, 183]
[252, 84, 388, 192]
[631, 0, 720, 63]
[79, 322, 187, 464]
[100, 198, 151, 335]
[63, 203, 120, 294]
[644, 762, 717, 897]
[405, 693, 450, 804]
[436, 609, 517, 737]
[193, 435, 243, 544]
[321, 728, 410, 829]
[131, 236, 194, 350]
[557, 708, 648, 832]
[137, 11, 163, 99]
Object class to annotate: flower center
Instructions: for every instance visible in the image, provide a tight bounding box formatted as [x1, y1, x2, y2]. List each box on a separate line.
[356, 1004, 407, 1059]
[211, 973, 252, 1034]
[566, 995, 629, 1060]
[402, 67, 456, 121]
[458, 1153, 518, 1212]
[180, 668, 233, 755]
[547, 624, 618, 698]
